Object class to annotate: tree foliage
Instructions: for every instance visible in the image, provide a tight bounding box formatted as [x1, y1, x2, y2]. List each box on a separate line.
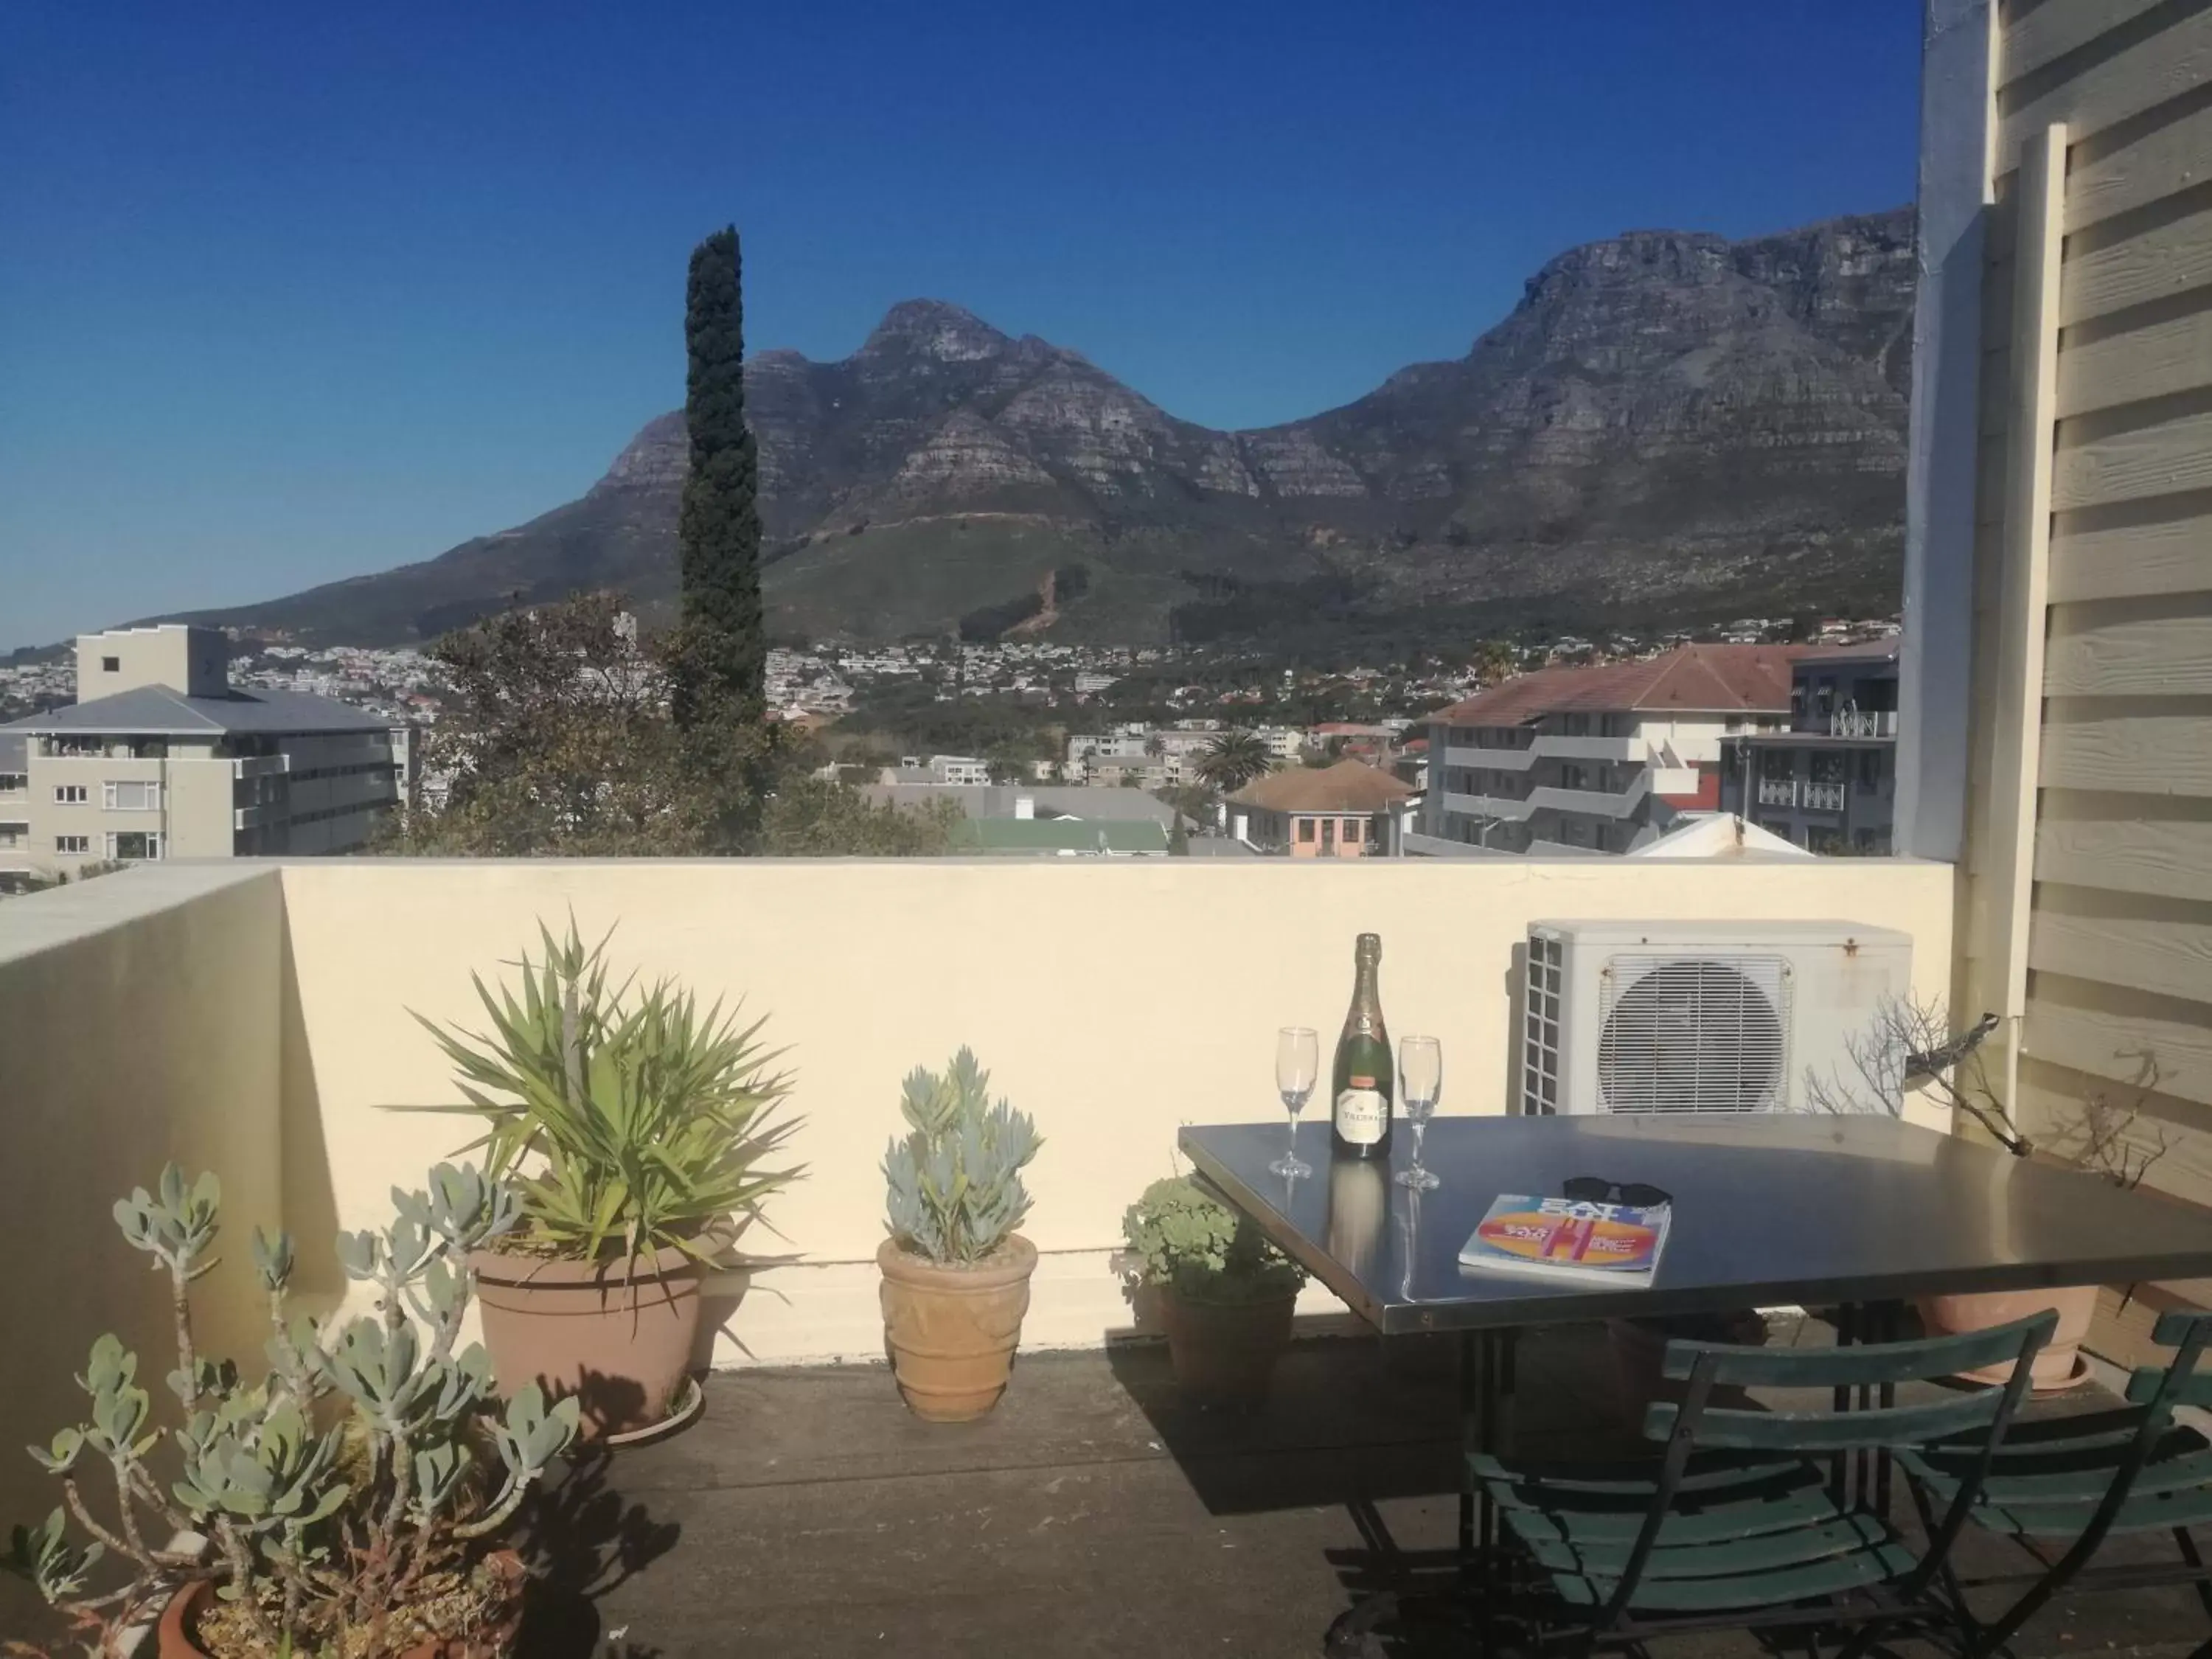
[676, 226, 765, 720]
[388, 593, 956, 858]
[1195, 729, 1273, 793]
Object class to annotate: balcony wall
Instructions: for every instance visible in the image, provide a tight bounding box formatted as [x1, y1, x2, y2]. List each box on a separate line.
[0, 866, 286, 1531]
[0, 854, 1955, 1526]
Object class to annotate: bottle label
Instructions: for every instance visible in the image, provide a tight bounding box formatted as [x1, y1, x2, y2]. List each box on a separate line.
[1337, 1086, 1387, 1145]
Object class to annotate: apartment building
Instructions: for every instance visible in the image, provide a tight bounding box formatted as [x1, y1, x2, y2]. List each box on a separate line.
[1719, 645, 1899, 855]
[0, 626, 401, 889]
[1412, 644, 1804, 855]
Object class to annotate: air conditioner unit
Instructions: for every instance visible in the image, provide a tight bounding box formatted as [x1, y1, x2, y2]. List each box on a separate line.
[1519, 919, 1913, 1116]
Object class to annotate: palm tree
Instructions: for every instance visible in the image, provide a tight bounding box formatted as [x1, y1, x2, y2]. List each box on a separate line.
[1197, 730, 1273, 793]
[1475, 639, 1519, 685]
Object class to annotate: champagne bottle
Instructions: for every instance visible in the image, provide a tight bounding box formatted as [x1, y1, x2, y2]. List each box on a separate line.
[1332, 933, 1393, 1157]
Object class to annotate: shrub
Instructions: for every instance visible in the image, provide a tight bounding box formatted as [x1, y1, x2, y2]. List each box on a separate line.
[1122, 1175, 1305, 1305]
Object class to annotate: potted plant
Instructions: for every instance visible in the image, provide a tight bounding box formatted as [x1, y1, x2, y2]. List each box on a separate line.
[878, 1048, 1042, 1422]
[395, 921, 799, 1439]
[1121, 1176, 1306, 1408]
[1807, 995, 2168, 1391]
[6, 1163, 577, 1658]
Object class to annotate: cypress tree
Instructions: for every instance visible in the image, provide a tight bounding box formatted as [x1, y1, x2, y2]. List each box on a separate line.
[676, 226, 765, 720]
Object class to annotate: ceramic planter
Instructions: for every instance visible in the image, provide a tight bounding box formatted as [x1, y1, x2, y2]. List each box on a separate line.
[156, 1551, 526, 1658]
[1158, 1283, 1298, 1408]
[1919, 1284, 2098, 1392]
[470, 1241, 703, 1439]
[877, 1234, 1037, 1422]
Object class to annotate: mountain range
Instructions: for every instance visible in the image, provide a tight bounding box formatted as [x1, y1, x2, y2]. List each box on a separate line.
[163, 206, 1917, 651]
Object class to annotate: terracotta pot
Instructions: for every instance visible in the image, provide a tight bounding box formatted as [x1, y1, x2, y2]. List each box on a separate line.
[1159, 1283, 1297, 1408]
[1919, 1284, 2099, 1391]
[470, 1242, 702, 1439]
[877, 1234, 1037, 1422]
[157, 1551, 525, 1658]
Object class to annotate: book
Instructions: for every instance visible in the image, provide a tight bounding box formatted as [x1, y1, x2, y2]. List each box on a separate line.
[1458, 1194, 1672, 1287]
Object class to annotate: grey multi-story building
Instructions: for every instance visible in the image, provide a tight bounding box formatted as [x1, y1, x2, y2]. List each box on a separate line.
[0, 626, 401, 891]
[1717, 644, 1899, 855]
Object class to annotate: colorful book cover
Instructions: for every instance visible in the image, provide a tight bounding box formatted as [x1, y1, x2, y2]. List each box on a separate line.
[1457, 1194, 1671, 1286]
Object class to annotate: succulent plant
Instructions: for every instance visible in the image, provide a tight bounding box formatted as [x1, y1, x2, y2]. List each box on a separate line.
[1121, 1176, 1306, 1305]
[6, 1161, 579, 1658]
[883, 1048, 1042, 1265]
[392, 919, 801, 1265]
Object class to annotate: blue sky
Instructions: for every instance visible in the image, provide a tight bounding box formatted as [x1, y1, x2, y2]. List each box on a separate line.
[0, 1, 1922, 650]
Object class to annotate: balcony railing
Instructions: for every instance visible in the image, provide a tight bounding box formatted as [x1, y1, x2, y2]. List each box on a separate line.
[1757, 777, 1798, 807]
[1828, 710, 1898, 738]
[1803, 781, 1848, 812]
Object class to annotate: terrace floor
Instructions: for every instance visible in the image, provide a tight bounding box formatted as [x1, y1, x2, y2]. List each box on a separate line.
[517, 1318, 2212, 1659]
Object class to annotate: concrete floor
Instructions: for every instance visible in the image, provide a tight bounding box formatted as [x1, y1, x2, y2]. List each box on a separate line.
[518, 1321, 2212, 1659]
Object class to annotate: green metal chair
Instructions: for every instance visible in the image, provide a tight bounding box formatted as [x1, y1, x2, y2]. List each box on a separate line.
[1471, 1310, 2056, 1654]
[1896, 1308, 2212, 1658]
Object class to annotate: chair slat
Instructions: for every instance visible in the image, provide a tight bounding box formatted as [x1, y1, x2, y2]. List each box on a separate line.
[1648, 1390, 2007, 1452]
[2152, 1309, 2212, 1349]
[1660, 1310, 2056, 1386]
[1519, 1512, 1891, 1579]
[1543, 1540, 1920, 1612]
[1489, 1478, 1838, 1546]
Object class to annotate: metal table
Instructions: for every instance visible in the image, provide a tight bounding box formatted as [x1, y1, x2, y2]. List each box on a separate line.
[1178, 1113, 2212, 1649]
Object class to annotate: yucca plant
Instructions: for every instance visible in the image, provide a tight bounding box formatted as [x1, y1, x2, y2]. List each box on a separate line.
[6, 1164, 577, 1659]
[883, 1048, 1042, 1265]
[393, 919, 800, 1264]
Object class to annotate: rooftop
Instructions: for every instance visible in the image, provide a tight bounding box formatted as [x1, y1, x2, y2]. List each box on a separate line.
[549, 1329, 2206, 1657]
[951, 816, 1172, 855]
[1433, 644, 1812, 727]
[1228, 758, 1413, 813]
[3, 683, 393, 737]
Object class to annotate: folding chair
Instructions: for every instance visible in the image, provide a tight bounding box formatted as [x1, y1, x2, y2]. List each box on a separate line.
[1471, 1310, 2055, 1655]
[1896, 1308, 2212, 1658]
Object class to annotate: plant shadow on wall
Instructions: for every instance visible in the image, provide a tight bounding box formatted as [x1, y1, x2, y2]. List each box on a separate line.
[388, 917, 805, 1442]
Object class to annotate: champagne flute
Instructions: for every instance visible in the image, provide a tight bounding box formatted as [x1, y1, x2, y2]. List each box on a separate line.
[1396, 1034, 1442, 1189]
[1271, 1026, 1318, 1178]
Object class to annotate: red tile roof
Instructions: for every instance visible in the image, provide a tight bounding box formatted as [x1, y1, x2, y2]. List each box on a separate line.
[1228, 759, 1413, 812]
[1431, 644, 1809, 727]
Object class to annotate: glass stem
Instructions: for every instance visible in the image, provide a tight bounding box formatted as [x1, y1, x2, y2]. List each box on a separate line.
[1286, 1106, 1299, 1161]
[1412, 1119, 1427, 1169]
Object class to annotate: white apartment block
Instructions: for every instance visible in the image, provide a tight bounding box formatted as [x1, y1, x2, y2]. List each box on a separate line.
[0, 627, 403, 891]
[928, 754, 992, 786]
[1412, 645, 1804, 857]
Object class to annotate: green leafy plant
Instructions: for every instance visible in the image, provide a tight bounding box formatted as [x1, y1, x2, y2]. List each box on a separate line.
[7, 1163, 578, 1659]
[1121, 1176, 1306, 1305]
[394, 919, 801, 1264]
[883, 1048, 1041, 1265]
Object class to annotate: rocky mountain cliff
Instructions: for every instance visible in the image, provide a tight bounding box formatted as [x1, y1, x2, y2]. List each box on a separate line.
[172, 208, 1915, 649]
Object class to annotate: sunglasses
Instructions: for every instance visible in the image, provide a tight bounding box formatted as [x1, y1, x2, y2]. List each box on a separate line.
[1562, 1176, 1672, 1208]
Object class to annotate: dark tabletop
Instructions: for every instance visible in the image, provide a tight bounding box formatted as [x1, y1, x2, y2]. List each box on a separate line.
[1178, 1114, 2212, 1335]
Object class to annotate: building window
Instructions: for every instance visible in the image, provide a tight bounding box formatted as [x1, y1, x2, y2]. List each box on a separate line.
[0, 773, 24, 794]
[1810, 751, 1849, 785]
[0, 822, 25, 848]
[55, 835, 91, 855]
[53, 785, 87, 804]
[1343, 818, 1362, 844]
[105, 831, 161, 861]
[1321, 819, 1337, 852]
[1297, 818, 1315, 844]
[101, 655, 121, 672]
[1857, 749, 1882, 788]
[103, 781, 161, 811]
